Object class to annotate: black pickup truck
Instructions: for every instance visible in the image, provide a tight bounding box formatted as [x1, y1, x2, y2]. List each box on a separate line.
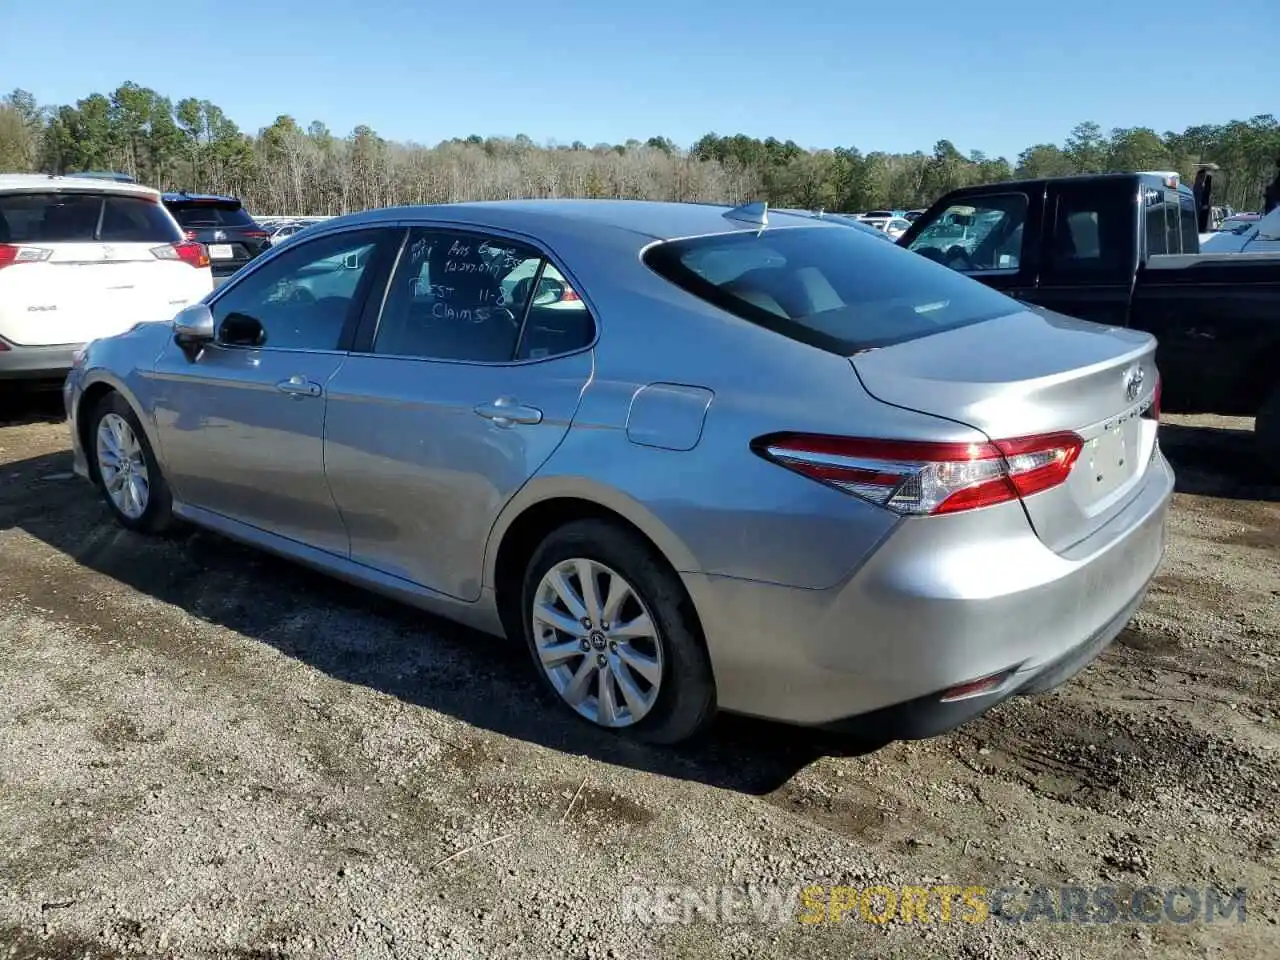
[897, 172, 1280, 469]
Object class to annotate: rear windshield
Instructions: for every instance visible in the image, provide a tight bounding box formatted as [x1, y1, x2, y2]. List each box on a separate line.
[643, 225, 1022, 353]
[168, 202, 254, 228]
[0, 192, 181, 244]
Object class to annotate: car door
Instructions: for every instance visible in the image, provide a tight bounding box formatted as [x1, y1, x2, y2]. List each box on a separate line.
[902, 190, 1042, 301]
[1031, 179, 1138, 327]
[150, 226, 399, 554]
[324, 225, 595, 601]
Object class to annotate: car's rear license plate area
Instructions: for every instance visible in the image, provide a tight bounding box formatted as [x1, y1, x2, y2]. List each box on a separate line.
[208, 244, 233, 259]
[1085, 423, 1135, 497]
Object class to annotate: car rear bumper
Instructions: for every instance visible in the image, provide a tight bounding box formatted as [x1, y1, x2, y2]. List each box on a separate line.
[682, 447, 1174, 736]
[0, 340, 81, 380]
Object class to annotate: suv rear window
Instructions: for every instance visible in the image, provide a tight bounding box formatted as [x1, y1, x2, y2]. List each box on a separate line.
[0, 192, 181, 244]
[167, 202, 254, 228]
[643, 225, 1021, 353]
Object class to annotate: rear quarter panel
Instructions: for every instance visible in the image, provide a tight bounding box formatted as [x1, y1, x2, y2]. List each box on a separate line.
[485, 248, 994, 591]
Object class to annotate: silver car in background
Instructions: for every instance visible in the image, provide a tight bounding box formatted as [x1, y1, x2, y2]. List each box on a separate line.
[64, 200, 1172, 744]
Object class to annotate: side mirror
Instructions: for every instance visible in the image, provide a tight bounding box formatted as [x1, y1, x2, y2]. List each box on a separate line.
[174, 303, 214, 343]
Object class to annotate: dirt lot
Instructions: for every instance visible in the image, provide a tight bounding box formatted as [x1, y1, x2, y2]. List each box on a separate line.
[0, 389, 1277, 959]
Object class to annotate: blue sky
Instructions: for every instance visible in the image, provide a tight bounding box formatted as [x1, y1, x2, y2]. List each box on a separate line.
[2, 0, 1275, 160]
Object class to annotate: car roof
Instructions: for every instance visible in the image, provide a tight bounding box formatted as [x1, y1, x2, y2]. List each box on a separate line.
[0, 173, 161, 199]
[318, 199, 838, 244]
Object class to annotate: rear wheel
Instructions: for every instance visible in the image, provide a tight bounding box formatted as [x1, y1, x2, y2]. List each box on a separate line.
[1257, 387, 1280, 477]
[89, 392, 175, 534]
[520, 519, 716, 744]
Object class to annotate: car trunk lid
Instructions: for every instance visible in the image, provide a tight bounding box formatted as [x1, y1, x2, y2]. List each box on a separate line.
[851, 307, 1160, 553]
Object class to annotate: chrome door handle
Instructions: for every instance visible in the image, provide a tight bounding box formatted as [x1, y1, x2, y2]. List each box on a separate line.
[276, 375, 322, 398]
[474, 396, 543, 427]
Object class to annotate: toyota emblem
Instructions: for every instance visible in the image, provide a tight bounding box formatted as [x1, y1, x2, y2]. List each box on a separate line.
[1124, 365, 1145, 402]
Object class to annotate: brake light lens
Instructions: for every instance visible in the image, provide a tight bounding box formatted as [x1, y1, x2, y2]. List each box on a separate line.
[152, 241, 210, 269]
[753, 431, 1083, 516]
[244, 229, 268, 239]
[1143, 375, 1161, 422]
[560, 285, 581, 302]
[0, 243, 53, 270]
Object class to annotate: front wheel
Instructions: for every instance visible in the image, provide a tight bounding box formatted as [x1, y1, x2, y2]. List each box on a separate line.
[89, 392, 175, 534]
[520, 519, 716, 744]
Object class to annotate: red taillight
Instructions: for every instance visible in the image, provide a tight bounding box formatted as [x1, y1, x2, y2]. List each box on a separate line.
[1144, 375, 1161, 422]
[753, 431, 1083, 516]
[559, 286, 581, 302]
[0, 243, 53, 270]
[151, 241, 210, 269]
[244, 229, 268, 239]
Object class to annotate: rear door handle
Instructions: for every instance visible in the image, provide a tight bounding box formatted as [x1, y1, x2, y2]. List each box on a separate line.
[276, 375, 323, 398]
[474, 396, 543, 427]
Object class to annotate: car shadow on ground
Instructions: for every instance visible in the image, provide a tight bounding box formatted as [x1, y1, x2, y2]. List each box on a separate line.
[1158, 421, 1279, 503]
[1, 449, 885, 797]
[0, 386, 65, 427]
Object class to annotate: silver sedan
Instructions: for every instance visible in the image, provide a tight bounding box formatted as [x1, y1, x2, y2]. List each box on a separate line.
[64, 200, 1173, 744]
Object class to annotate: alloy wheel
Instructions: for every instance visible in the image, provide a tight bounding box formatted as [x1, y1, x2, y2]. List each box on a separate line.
[531, 557, 664, 728]
[96, 412, 150, 520]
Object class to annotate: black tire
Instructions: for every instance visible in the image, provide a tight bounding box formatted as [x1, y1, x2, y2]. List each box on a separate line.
[1257, 387, 1280, 478]
[520, 519, 716, 744]
[88, 391, 176, 534]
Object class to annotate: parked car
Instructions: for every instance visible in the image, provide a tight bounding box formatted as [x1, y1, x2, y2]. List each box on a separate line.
[65, 200, 1171, 744]
[1200, 212, 1266, 252]
[883, 217, 913, 240]
[0, 174, 212, 383]
[161, 192, 269, 279]
[898, 172, 1280, 470]
[265, 220, 306, 246]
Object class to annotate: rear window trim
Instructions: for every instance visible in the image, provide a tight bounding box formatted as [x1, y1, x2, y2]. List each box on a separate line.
[642, 225, 1019, 355]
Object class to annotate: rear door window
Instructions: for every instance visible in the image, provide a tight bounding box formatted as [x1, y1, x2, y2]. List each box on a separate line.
[644, 225, 1022, 354]
[0, 192, 179, 243]
[907, 194, 1028, 272]
[372, 228, 542, 362]
[1042, 180, 1135, 284]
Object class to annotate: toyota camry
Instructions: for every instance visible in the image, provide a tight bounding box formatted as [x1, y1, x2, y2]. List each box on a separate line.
[64, 200, 1172, 744]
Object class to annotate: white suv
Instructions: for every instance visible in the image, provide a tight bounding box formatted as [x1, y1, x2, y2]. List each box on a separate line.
[0, 175, 213, 381]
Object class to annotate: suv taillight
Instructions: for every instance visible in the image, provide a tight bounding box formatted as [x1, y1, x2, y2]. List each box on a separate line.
[0, 243, 52, 270]
[753, 432, 1083, 516]
[152, 241, 210, 268]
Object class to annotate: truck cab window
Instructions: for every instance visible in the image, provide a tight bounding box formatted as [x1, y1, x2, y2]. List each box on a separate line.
[1042, 181, 1134, 285]
[1144, 188, 1168, 256]
[907, 194, 1028, 272]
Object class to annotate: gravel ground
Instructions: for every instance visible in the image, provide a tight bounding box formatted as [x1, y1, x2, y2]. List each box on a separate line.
[0, 389, 1277, 959]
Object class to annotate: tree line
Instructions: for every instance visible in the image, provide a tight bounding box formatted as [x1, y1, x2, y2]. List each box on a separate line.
[1, 82, 1277, 217]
